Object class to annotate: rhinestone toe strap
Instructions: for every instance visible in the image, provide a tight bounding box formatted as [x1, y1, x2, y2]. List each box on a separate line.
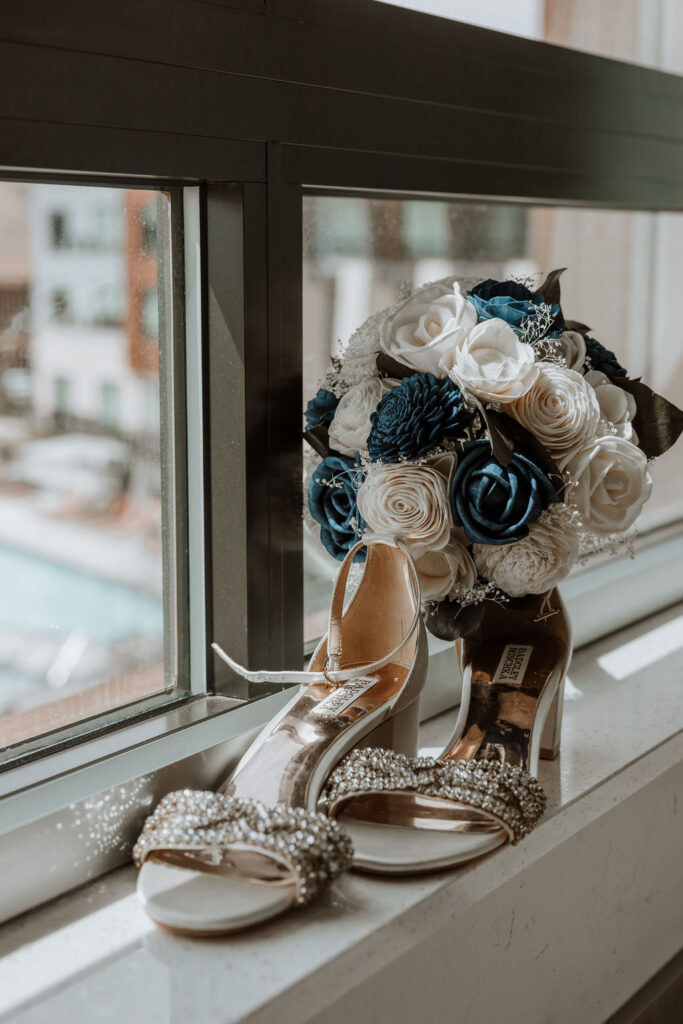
[321, 750, 546, 844]
[133, 790, 354, 905]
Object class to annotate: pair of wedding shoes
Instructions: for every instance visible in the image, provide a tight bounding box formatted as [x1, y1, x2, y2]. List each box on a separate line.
[134, 539, 570, 934]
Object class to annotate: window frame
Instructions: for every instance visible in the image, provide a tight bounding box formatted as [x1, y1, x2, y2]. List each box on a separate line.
[3, 0, 683, 921]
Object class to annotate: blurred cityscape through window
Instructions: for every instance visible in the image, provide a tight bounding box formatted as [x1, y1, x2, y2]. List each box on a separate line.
[0, 183, 170, 754]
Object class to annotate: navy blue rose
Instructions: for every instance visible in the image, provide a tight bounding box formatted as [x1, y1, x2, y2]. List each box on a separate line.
[468, 279, 562, 336]
[451, 440, 558, 546]
[305, 388, 339, 430]
[583, 335, 627, 380]
[367, 373, 472, 462]
[308, 455, 365, 561]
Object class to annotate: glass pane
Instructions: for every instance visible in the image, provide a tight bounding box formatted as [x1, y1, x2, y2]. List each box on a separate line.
[374, 1, 683, 75]
[0, 182, 178, 757]
[302, 194, 683, 644]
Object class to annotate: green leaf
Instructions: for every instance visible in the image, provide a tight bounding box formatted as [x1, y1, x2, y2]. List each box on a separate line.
[617, 378, 683, 459]
[485, 410, 565, 500]
[479, 404, 514, 466]
[303, 425, 332, 458]
[376, 352, 413, 380]
[537, 267, 566, 306]
[563, 319, 591, 334]
[424, 599, 485, 642]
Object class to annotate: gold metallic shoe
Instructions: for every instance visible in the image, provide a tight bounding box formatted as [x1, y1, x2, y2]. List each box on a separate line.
[322, 589, 571, 874]
[134, 539, 428, 933]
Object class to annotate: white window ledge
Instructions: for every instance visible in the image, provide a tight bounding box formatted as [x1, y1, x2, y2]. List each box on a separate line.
[1, 602, 682, 1024]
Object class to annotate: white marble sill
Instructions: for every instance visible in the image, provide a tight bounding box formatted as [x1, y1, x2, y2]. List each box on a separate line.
[1, 602, 682, 1024]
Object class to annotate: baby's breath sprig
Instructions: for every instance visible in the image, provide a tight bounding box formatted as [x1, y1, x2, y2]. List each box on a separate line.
[510, 273, 540, 292]
[442, 579, 510, 610]
[534, 336, 567, 365]
[577, 527, 637, 564]
[519, 303, 556, 347]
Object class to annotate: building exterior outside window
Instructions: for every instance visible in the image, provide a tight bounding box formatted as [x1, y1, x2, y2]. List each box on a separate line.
[0, 183, 167, 749]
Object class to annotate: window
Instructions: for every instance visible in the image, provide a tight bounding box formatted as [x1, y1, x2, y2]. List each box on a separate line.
[49, 211, 69, 249]
[140, 204, 157, 255]
[0, 182, 183, 763]
[140, 286, 159, 342]
[93, 283, 126, 328]
[54, 375, 70, 420]
[51, 287, 70, 323]
[100, 381, 119, 431]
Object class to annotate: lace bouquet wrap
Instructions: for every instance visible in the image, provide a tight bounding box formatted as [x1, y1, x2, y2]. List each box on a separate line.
[303, 272, 683, 639]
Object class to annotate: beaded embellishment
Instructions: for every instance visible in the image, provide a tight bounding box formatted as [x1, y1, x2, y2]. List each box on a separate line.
[133, 790, 354, 905]
[321, 749, 546, 844]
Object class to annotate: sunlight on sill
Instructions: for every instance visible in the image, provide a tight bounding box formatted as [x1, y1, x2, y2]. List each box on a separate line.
[0, 893, 153, 1016]
[597, 613, 683, 681]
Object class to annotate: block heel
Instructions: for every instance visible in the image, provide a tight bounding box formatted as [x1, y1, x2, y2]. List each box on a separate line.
[359, 698, 421, 758]
[539, 676, 564, 760]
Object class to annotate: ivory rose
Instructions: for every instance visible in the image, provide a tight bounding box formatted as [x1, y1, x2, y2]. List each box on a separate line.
[414, 540, 477, 601]
[380, 281, 477, 375]
[357, 454, 454, 557]
[563, 435, 651, 534]
[556, 330, 587, 371]
[584, 369, 638, 442]
[328, 377, 397, 456]
[443, 317, 538, 404]
[340, 307, 390, 387]
[509, 364, 600, 459]
[474, 505, 579, 597]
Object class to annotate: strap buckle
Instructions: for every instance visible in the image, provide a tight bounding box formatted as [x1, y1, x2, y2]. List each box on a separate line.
[323, 658, 340, 687]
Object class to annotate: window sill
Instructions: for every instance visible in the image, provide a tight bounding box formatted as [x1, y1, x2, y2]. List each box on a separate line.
[1, 601, 682, 1024]
[2, 526, 683, 926]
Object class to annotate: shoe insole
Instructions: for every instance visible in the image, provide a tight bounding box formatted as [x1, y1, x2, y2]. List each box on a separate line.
[342, 817, 507, 875]
[137, 860, 297, 934]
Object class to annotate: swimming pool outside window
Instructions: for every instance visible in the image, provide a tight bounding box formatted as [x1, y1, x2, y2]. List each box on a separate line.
[0, 181, 185, 763]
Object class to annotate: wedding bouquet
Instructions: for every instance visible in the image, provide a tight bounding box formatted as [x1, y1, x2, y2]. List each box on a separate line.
[303, 271, 683, 638]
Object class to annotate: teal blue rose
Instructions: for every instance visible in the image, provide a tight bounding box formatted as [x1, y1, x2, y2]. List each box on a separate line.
[469, 279, 562, 336]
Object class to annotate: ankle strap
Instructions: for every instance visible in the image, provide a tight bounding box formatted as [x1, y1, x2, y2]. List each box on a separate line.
[212, 539, 422, 688]
[326, 538, 420, 672]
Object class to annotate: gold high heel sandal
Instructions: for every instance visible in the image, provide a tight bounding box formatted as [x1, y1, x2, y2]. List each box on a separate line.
[322, 589, 571, 874]
[134, 539, 427, 933]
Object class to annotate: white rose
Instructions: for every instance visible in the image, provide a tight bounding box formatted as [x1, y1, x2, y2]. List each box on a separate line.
[555, 330, 586, 371]
[339, 306, 390, 387]
[415, 539, 477, 602]
[563, 435, 651, 534]
[584, 370, 638, 442]
[509, 364, 600, 459]
[328, 377, 398, 456]
[358, 454, 454, 557]
[443, 317, 539, 404]
[380, 281, 477, 376]
[474, 505, 579, 597]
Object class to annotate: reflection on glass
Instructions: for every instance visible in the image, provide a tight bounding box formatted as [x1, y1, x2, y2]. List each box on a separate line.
[302, 195, 683, 644]
[0, 183, 169, 753]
